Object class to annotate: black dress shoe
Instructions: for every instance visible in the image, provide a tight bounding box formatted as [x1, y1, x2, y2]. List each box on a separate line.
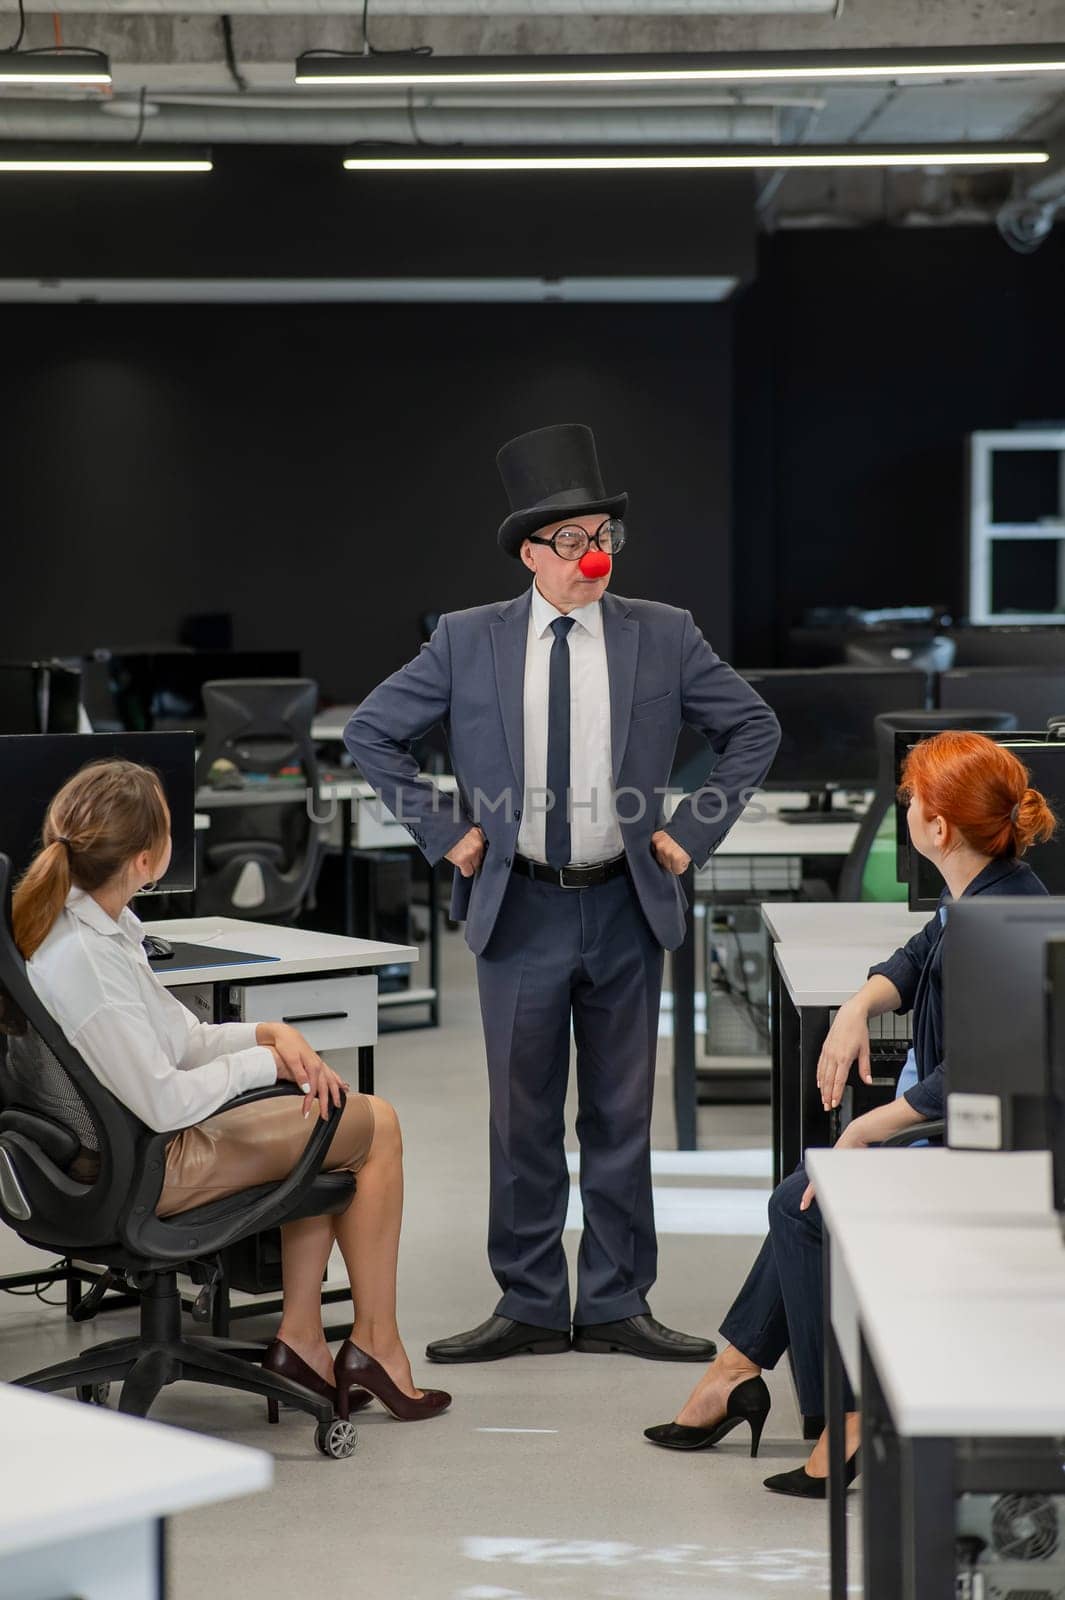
[425, 1315, 571, 1364]
[572, 1314, 716, 1362]
[763, 1452, 860, 1499]
[644, 1376, 771, 1458]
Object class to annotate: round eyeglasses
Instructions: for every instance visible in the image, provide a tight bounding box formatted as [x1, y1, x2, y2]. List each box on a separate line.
[526, 518, 626, 561]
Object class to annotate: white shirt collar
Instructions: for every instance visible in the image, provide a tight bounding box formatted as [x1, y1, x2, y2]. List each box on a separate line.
[66, 886, 144, 950]
[530, 581, 602, 640]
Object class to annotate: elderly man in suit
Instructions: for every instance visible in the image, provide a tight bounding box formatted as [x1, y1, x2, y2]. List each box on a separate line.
[345, 423, 780, 1364]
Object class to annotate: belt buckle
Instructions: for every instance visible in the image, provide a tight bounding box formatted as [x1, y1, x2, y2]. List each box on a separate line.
[558, 865, 586, 889]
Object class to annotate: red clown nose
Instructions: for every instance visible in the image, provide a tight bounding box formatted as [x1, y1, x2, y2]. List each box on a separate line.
[579, 549, 611, 580]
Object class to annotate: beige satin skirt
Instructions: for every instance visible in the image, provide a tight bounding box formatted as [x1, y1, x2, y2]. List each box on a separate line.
[157, 1093, 376, 1218]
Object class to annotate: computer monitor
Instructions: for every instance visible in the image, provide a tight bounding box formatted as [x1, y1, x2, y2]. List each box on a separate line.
[943, 896, 1065, 1152]
[0, 666, 40, 734]
[40, 664, 82, 734]
[740, 667, 929, 817]
[938, 666, 1065, 730]
[895, 734, 1065, 911]
[108, 650, 302, 731]
[0, 732, 196, 894]
[950, 625, 1065, 669]
[1046, 936, 1065, 1216]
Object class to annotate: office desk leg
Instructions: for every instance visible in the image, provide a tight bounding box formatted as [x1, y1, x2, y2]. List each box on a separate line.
[861, 1335, 903, 1600]
[797, 1005, 831, 1168]
[824, 1229, 848, 1600]
[357, 1044, 375, 1097]
[341, 797, 355, 937]
[902, 1437, 955, 1600]
[429, 858, 440, 1028]
[770, 961, 786, 1187]
[671, 865, 697, 1151]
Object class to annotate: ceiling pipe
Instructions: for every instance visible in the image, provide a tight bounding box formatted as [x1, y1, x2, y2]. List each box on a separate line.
[9, 0, 839, 13]
[0, 96, 780, 142]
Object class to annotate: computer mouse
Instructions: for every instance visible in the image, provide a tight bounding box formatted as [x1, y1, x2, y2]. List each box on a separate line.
[143, 935, 175, 961]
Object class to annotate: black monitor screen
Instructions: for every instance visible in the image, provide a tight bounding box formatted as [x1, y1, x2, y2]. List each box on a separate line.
[0, 732, 196, 894]
[939, 667, 1065, 730]
[0, 666, 40, 734]
[109, 650, 302, 730]
[951, 627, 1065, 669]
[944, 897, 1065, 1152]
[741, 668, 929, 790]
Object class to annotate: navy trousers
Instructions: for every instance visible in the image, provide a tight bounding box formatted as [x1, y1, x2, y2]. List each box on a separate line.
[719, 1165, 855, 1416]
[475, 869, 664, 1329]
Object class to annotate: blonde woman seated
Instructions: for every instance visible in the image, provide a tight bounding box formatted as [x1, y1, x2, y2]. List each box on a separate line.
[14, 757, 448, 1425]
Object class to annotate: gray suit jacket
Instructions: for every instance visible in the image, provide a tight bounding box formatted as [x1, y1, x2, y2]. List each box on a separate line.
[344, 588, 780, 955]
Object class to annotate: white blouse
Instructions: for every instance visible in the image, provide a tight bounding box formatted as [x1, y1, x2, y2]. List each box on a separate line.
[26, 888, 277, 1133]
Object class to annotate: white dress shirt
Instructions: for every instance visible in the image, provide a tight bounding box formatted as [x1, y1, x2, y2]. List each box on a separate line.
[26, 888, 277, 1133]
[517, 582, 623, 866]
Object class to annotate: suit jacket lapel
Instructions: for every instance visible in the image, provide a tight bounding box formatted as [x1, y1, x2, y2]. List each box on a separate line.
[490, 588, 531, 796]
[603, 591, 638, 783]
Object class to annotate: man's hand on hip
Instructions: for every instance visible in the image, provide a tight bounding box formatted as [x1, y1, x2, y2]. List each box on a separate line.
[446, 826, 486, 878]
[651, 830, 691, 876]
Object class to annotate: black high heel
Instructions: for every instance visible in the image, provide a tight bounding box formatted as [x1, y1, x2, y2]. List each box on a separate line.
[763, 1450, 860, 1499]
[644, 1375, 771, 1459]
[261, 1338, 372, 1423]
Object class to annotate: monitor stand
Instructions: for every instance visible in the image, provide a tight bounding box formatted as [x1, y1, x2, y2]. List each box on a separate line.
[778, 790, 864, 825]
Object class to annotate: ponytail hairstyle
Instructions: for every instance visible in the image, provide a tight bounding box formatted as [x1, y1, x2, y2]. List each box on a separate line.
[899, 731, 1058, 861]
[12, 760, 170, 960]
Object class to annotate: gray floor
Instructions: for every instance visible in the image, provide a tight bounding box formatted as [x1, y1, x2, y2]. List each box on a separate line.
[0, 928, 842, 1599]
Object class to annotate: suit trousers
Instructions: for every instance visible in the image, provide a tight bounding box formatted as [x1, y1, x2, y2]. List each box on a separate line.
[475, 868, 664, 1329]
[718, 1164, 855, 1416]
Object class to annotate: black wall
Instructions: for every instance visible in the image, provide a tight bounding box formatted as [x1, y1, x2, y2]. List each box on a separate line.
[0, 302, 734, 699]
[732, 226, 1065, 667]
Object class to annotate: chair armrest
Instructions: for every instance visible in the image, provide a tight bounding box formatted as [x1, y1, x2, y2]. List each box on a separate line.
[877, 1119, 945, 1149]
[125, 1082, 347, 1258]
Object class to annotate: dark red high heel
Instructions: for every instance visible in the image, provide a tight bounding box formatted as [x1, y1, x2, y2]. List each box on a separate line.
[261, 1338, 373, 1423]
[333, 1340, 451, 1422]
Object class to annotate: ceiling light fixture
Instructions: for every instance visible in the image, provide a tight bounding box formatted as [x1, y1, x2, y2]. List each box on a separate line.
[341, 144, 1050, 173]
[299, 43, 1065, 90]
[0, 144, 213, 173]
[0, 50, 111, 85]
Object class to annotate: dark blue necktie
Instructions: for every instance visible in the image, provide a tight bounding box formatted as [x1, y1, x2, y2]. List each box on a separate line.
[545, 616, 575, 868]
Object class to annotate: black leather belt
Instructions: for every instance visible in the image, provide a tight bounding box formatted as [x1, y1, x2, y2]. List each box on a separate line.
[512, 853, 628, 889]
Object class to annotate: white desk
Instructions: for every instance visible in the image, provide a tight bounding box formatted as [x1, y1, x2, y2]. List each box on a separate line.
[761, 901, 926, 946]
[806, 1148, 1063, 1600]
[141, 914, 415, 991]
[0, 1384, 270, 1599]
[769, 940, 903, 1186]
[312, 704, 359, 742]
[773, 939, 896, 1010]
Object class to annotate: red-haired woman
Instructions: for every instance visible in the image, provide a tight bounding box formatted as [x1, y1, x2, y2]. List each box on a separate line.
[643, 732, 1057, 1495]
[15, 758, 449, 1424]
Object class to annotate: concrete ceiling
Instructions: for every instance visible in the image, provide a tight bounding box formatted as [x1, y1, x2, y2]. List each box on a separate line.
[2, 0, 1065, 231]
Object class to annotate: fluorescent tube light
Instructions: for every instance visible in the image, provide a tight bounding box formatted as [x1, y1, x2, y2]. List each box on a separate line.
[0, 144, 212, 173]
[342, 145, 1049, 173]
[299, 44, 1065, 90]
[0, 51, 112, 86]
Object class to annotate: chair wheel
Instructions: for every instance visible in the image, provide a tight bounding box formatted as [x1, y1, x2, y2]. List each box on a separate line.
[76, 1382, 111, 1406]
[314, 1419, 358, 1459]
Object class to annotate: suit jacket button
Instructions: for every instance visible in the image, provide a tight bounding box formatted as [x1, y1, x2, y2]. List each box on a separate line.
[514, 809, 522, 821]
[503, 856, 511, 867]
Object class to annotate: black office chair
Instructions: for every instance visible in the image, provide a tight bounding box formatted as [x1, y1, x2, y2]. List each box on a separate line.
[843, 634, 956, 675]
[836, 709, 1019, 903]
[195, 679, 322, 922]
[0, 856, 358, 1457]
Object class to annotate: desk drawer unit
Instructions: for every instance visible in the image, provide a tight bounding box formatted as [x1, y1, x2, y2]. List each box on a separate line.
[229, 975, 377, 1051]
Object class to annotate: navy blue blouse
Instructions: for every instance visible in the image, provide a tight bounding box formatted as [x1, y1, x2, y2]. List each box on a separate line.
[866, 857, 1048, 1120]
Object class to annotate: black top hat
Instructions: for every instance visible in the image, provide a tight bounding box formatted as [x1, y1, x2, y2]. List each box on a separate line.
[496, 423, 628, 558]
